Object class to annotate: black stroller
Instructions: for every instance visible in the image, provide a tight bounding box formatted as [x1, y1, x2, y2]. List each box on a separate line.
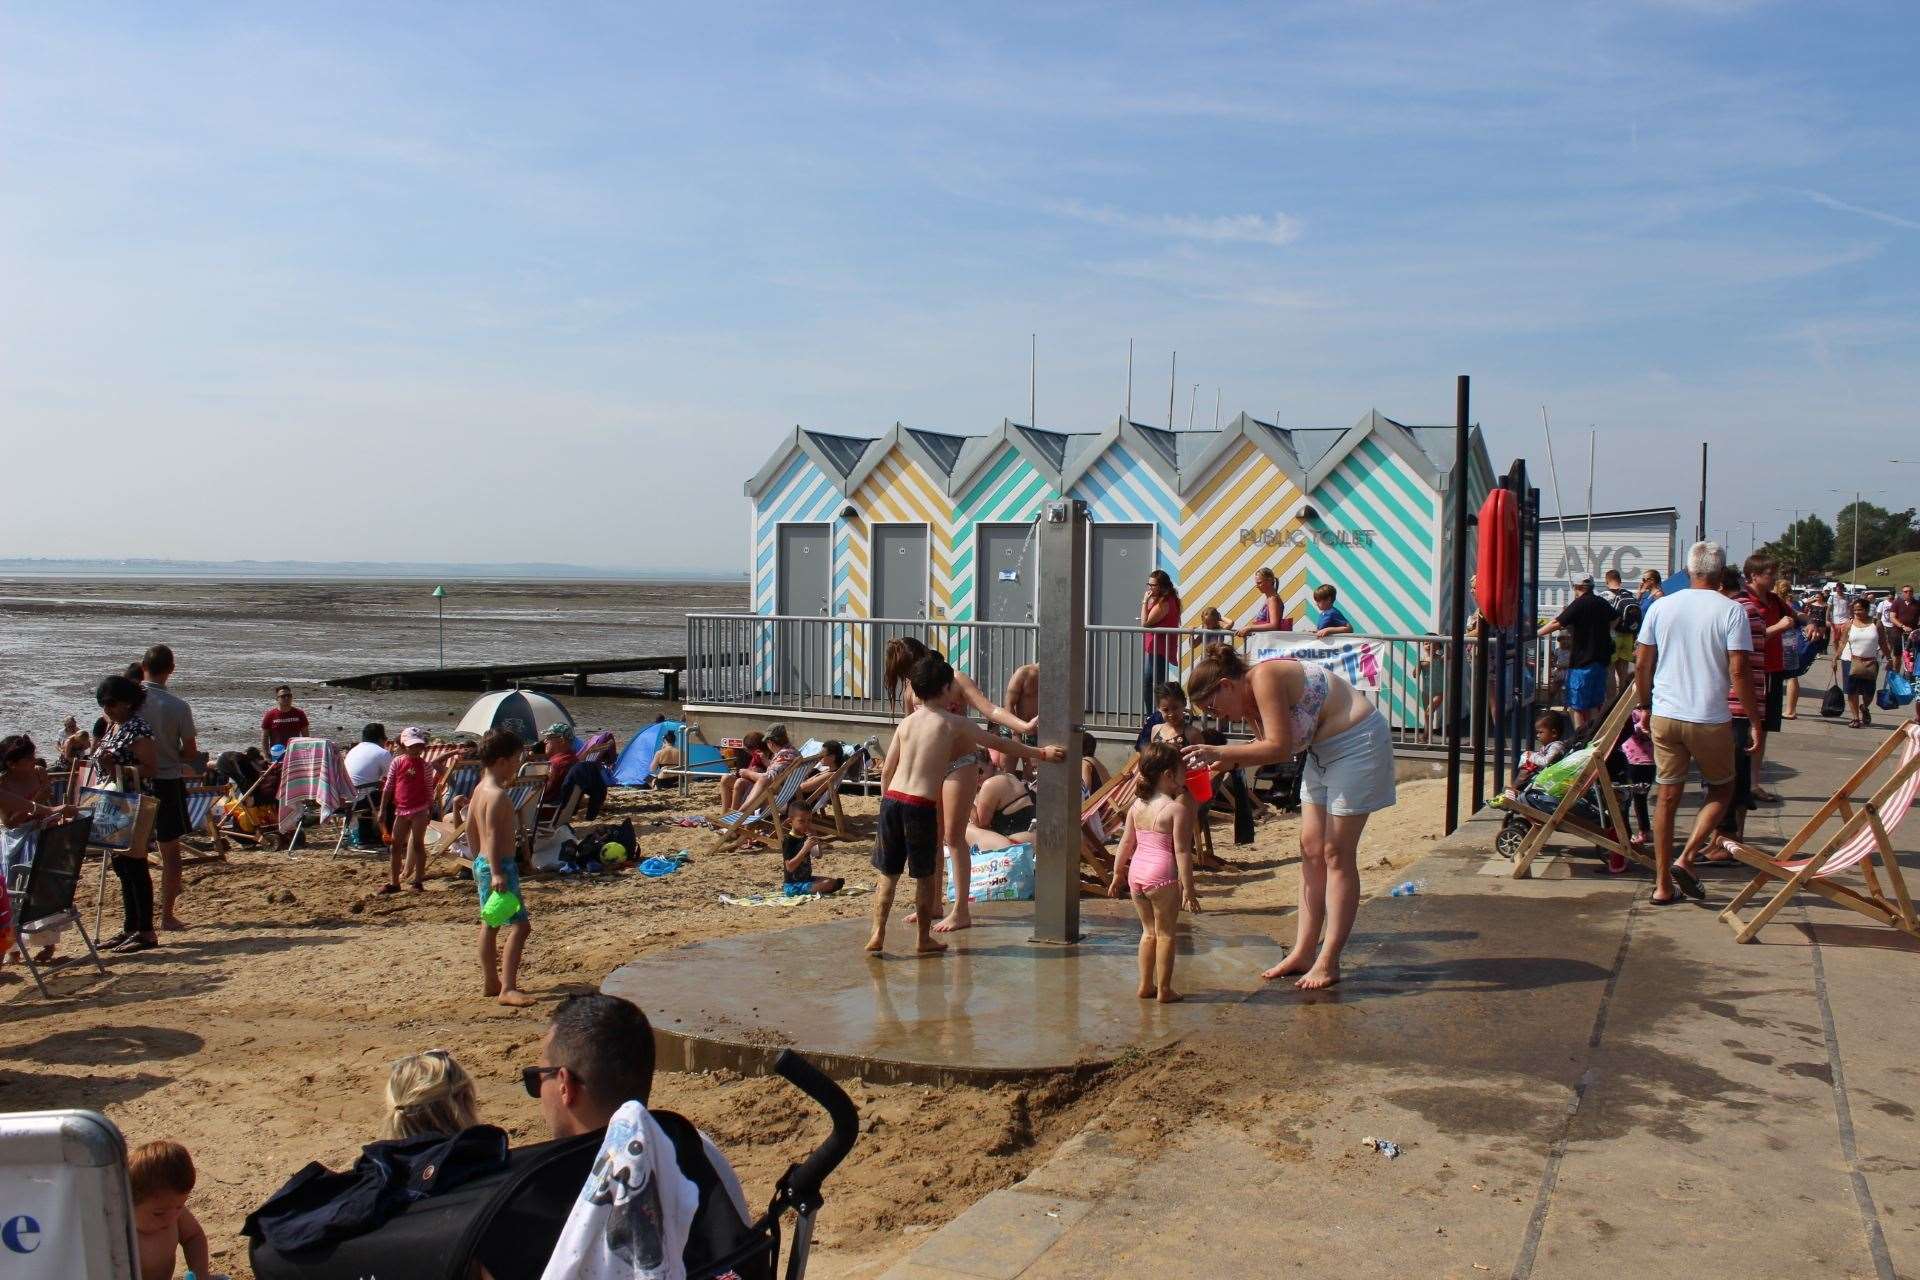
[249, 1050, 859, 1280]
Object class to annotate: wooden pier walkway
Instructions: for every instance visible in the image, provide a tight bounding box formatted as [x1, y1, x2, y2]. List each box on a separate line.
[328, 654, 687, 697]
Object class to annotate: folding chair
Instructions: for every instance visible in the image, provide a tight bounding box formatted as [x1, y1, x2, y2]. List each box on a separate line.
[7, 816, 109, 999]
[791, 740, 878, 842]
[1506, 694, 1645, 879]
[435, 762, 482, 819]
[1718, 723, 1920, 943]
[330, 782, 385, 857]
[709, 752, 821, 848]
[183, 782, 231, 859]
[1078, 753, 1141, 884]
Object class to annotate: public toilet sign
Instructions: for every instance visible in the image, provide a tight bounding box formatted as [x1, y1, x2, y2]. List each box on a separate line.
[1239, 526, 1377, 547]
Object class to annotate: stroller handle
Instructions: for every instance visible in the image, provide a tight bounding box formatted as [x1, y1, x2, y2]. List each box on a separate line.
[773, 1049, 858, 1206]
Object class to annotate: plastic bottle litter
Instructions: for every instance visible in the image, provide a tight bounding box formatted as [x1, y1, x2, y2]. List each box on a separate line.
[1360, 1136, 1402, 1158]
[1389, 880, 1423, 898]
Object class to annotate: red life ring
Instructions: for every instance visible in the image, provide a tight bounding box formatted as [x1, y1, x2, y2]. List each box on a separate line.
[1474, 488, 1520, 628]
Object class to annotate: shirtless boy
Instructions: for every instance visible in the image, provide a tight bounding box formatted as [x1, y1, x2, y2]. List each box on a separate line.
[869, 655, 1064, 956]
[471, 728, 534, 1007]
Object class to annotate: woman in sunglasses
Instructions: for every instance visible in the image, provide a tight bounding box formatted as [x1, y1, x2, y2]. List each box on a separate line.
[1181, 641, 1394, 990]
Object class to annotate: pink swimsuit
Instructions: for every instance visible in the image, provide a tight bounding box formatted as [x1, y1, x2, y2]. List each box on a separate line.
[1128, 828, 1178, 894]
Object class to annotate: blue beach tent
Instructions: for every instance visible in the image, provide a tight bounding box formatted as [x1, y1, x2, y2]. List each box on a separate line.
[612, 719, 726, 786]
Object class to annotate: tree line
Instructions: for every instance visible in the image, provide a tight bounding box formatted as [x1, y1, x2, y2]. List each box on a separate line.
[1758, 502, 1920, 578]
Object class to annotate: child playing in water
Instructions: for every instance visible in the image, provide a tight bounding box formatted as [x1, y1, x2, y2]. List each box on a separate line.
[868, 654, 1064, 957]
[129, 1139, 216, 1280]
[471, 728, 534, 1008]
[780, 800, 845, 897]
[1108, 741, 1199, 1003]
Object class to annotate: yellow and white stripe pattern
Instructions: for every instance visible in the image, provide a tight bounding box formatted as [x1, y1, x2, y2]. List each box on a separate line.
[844, 444, 953, 691]
[1177, 438, 1308, 626]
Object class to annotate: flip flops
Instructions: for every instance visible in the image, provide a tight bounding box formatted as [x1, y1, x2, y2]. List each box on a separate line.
[1671, 865, 1706, 901]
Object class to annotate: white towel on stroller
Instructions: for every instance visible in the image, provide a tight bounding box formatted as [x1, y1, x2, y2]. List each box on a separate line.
[541, 1101, 701, 1280]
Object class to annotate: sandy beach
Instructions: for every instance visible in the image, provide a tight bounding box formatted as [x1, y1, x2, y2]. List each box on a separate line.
[0, 771, 1453, 1278]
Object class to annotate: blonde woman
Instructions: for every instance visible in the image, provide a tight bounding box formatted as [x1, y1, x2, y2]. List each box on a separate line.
[380, 1049, 481, 1140]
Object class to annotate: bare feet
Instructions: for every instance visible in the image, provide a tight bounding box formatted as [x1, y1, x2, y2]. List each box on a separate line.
[1157, 989, 1184, 1003]
[497, 989, 535, 1007]
[1295, 963, 1340, 990]
[1137, 982, 1157, 1000]
[161, 915, 187, 931]
[1261, 948, 1316, 981]
[864, 931, 885, 953]
[932, 910, 972, 934]
[915, 938, 949, 956]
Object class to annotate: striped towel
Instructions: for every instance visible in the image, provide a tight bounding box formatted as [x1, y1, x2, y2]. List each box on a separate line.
[277, 737, 357, 828]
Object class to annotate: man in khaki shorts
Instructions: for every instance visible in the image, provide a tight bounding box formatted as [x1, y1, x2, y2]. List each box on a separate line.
[1633, 542, 1763, 906]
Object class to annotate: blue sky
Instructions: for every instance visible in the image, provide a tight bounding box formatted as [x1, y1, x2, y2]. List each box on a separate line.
[2, 1, 1914, 570]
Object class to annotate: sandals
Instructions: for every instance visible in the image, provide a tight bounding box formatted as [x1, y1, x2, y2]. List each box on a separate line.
[1649, 892, 1684, 906]
[1671, 865, 1706, 901]
[112, 936, 159, 953]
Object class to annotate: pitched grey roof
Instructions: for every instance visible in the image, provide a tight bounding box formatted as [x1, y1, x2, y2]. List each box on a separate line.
[905, 428, 965, 477]
[800, 429, 872, 481]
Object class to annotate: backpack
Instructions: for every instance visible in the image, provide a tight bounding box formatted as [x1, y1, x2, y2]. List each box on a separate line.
[1612, 595, 1642, 637]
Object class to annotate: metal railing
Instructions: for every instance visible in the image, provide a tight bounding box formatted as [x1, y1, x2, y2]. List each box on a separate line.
[686, 612, 1550, 747]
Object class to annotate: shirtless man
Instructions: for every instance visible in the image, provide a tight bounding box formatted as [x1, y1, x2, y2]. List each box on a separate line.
[1003, 663, 1039, 730]
[869, 655, 1064, 956]
[471, 728, 535, 1007]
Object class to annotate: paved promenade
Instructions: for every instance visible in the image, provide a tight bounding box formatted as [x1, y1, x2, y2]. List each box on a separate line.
[882, 695, 1920, 1280]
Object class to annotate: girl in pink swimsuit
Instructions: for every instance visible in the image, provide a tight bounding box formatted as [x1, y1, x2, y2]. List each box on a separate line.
[1109, 742, 1199, 1003]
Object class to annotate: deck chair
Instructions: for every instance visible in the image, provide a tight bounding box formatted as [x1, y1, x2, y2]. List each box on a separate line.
[1717, 723, 1920, 943]
[709, 752, 821, 848]
[182, 783, 230, 859]
[435, 762, 482, 819]
[329, 781, 385, 857]
[771, 743, 876, 845]
[1507, 694, 1646, 879]
[274, 738, 358, 849]
[8, 816, 110, 999]
[1078, 753, 1141, 884]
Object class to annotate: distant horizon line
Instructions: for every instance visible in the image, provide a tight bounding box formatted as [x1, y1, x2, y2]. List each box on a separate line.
[0, 555, 745, 582]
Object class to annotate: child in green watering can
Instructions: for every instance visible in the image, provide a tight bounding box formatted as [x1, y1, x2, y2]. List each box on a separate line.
[472, 728, 534, 1008]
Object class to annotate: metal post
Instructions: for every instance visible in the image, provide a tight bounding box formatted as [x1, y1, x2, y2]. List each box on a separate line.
[1444, 375, 1471, 835]
[1471, 580, 1491, 814]
[1852, 490, 1860, 581]
[1696, 443, 1708, 545]
[432, 584, 446, 668]
[1033, 499, 1087, 944]
[1526, 485, 1542, 755]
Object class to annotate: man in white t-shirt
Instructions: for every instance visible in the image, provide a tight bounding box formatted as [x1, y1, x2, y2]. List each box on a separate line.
[344, 723, 394, 788]
[1634, 542, 1763, 906]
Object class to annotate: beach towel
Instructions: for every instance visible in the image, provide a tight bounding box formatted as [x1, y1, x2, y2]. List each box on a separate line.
[276, 737, 357, 832]
[539, 1102, 702, 1280]
[719, 885, 869, 907]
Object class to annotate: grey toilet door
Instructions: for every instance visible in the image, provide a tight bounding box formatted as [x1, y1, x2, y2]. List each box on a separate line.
[776, 522, 831, 695]
[1088, 523, 1155, 715]
[975, 523, 1037, 697]
[871, 524, 929, 692]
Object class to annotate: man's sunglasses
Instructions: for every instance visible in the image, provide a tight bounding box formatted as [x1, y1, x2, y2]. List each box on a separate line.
[520, 1065, 566, 1098]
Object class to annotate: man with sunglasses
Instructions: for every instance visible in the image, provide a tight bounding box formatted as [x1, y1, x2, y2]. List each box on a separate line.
[478, 994, 750, 1278]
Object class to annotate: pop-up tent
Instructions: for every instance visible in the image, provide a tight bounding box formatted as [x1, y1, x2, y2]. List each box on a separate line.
[612, 719, 726, 786]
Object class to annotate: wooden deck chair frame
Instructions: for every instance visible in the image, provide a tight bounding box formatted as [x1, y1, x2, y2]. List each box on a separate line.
[1077, 753, 1140, 883]
[181, 782, 231, 861]
[710, 752, 821, 847]
[1718, 724, 1920, 943]
[1509, 694, 1647, 879]
[775, 745, 872, 844]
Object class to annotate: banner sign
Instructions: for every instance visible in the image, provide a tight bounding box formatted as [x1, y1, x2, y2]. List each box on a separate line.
[1247, 631, 1385, 689]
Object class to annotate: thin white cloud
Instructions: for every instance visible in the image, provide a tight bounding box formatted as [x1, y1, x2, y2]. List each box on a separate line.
[1045, 199, 1303, 246]
[1800, 189, 1920, 232]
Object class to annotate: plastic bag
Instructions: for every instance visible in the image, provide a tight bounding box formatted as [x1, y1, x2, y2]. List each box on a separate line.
[1529, 746, 1595, 800]
[946, 844, 1036, 903]
[1889, 670, 1915, 706]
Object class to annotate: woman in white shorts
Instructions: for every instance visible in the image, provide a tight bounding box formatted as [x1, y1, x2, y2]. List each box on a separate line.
[1182, 642, 1395, 989]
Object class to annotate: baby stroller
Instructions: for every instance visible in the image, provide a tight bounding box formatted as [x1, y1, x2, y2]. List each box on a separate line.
[1494, 696, 1649, 876]
[248, 1049, 858, 1280]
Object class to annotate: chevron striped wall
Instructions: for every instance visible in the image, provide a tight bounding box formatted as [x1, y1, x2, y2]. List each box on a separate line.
[1177, 439, 1308, 628]
[1072, 443, 1180, 578]
[751, 452, 846, 690]
[844, 444, 953, 694]
[946, 446, 1058, 674]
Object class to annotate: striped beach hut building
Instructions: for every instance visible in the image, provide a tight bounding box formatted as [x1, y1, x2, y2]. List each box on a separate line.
[740, 408, 1493, 722]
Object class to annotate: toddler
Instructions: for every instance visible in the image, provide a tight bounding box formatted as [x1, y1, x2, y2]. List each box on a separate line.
[1108, 742, 1199, 1003]
[1502, 711, 1569, 801]
[779, 802, 845, 897]
[130, 1140, 217, 1280]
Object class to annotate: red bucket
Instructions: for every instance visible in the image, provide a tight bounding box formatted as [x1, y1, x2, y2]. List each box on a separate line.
[1185, 767, 1214, 804]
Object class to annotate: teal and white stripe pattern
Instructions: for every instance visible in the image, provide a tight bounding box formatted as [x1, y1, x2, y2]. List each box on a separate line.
[1308, 437, 1438, 729]
[947, 446, 1058, 672]
[1071, 442, 1180, 576]
[751, 452, 846, 690]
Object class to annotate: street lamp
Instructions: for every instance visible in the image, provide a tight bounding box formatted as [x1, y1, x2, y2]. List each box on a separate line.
[432, 585, 446, 667]
[1827, 489, 1887, 583]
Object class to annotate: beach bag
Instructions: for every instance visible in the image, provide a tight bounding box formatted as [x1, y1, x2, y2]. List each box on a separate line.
[947, 844, 1036, 904]
[1821, 685, 1846, 718]
[1530, 746, 1596, 801]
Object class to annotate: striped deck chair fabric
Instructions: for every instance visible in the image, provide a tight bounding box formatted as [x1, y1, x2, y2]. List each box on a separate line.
[436, 763, 482, 818]
[1719, 723, 1920, 942]
[712, 753, 821, 845]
